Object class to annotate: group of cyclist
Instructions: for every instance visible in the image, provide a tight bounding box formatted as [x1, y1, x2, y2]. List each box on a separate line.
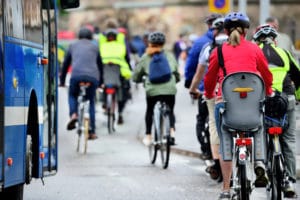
[186, 12, 300, 199]
[59, 18, 133, 139]
[59, 11, 299, 199]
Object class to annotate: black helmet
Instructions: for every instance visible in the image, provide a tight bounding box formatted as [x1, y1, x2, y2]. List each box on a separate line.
[105, 28, 118, 40]
[253, 24, 278, 42]
[205, 13, 223, 25]
[224, 12, 250, 30]
[78, 27, 93, 40]
[148, 31, 166, 45]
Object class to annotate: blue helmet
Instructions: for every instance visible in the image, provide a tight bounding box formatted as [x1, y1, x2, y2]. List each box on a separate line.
[224, 12, 250, 30]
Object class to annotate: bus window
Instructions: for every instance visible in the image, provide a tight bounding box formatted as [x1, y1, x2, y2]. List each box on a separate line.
[3, 0, 24, 39]
[23, 0, 43, 44]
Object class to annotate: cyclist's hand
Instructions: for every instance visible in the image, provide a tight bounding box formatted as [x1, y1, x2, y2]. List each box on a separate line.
[189, 90, 201, 99]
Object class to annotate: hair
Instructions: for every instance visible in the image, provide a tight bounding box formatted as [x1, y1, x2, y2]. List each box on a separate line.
[265, 16, 279, 30]
[228, 27, 245, 47]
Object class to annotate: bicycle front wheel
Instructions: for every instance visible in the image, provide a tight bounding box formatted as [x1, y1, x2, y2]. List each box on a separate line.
[159, 114, 170, 169]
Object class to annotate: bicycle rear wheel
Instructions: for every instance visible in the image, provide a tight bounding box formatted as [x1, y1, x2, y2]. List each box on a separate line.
[106, 94, 115, 134]
[76, 107, 84, 152]
[270, 156, 283, 200]
[159, 113, 170, 169]
[149, 129, 158, 164]
[239, 164, 250, 200]
[83, 118, 89, 154]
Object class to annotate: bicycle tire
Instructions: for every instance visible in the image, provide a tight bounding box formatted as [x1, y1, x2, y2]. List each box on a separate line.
[239, 164, 250, 200]
[76, 106, 84, 152]
[106, 94, 115, 134]
[83, 118, 89, 154]
[149, 128, 158, 164]
[270, 155, 283, 200]
[160, 112, 170, 169]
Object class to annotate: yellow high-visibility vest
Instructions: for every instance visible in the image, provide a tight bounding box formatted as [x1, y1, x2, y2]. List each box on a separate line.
[99, 33, 131, 79]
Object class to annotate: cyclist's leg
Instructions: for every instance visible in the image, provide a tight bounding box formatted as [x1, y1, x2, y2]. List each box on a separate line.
[206, 98, 222, 181]
[160, 95, 176, 143]
[196, 97, 211, 159]
[215, 102, 232, 194]
[67, 77, 80, 130]
[281, 94, 297, 196]
[143, 96, 157, 146]
[86, 79, 98, 135]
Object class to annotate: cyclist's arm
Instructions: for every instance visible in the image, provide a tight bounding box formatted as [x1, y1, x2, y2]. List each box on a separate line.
[60, 49, 72, 86]
[167, 52, 180, 83]
[132, 55, 147, 83]
[97, 53, 104, 86]
[190, 45, 210, 94]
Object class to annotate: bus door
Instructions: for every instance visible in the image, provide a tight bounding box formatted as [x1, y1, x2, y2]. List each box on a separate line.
[41, 0, 58, 175]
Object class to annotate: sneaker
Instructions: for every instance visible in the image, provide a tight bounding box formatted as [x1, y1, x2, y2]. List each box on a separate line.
[254, 161, 268, 187]
[67, 117, 77, 130]
[218, 191, 231, 200]
[143, 135, 152, 146]
[169, 136, 176, 145]
[284, 179, 297, 198]
[117, 115, 124, 125]
[207, 159, 223, 182]
[88, 134, 98, 140]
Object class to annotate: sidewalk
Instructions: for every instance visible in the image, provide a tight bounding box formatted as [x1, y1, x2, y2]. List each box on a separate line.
[136, 81, 300, 179]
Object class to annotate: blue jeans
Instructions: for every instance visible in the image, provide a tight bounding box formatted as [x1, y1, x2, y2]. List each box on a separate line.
[69, 76, 98, 133]
[214, 102, 225, 154]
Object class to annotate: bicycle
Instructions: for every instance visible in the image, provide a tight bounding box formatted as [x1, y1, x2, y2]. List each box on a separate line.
[148, 101, 171, 169]
[219, 72, 266, 200]
[104, 84, 117, 134]
[265, 113, 288, 200]
[76, 82, 91, 154]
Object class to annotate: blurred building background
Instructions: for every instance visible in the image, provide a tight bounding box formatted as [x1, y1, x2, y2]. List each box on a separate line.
[58, 0, 300, 50]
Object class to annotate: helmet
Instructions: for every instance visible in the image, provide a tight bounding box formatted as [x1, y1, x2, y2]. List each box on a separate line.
[253, 24, 278, 41]
[205, 13, 223, 25]
[224, 12, 250, 30]
[212, 17, 225, 32]
[148, 31, 166, 45]
[215, 34, 228, 45]
[78, 27, 93, 40]
[105, 28, 118, 40]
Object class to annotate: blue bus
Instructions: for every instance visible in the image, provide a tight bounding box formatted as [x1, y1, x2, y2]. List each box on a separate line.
[0, 0, 79, 199]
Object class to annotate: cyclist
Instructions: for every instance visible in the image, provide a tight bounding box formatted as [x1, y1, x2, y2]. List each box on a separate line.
[60, 27, 103, 140]
[189, 17, 228, 182]
[253, 24, 300, 198]
[132, 31, 180, 146]
[98, 19, 132, 125]
[184, 13, 222, 160]
[203, 12, 274, 199]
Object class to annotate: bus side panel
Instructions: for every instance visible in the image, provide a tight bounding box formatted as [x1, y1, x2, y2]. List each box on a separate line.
[4, 39, 44, 186]
[4, 126, 25, 187]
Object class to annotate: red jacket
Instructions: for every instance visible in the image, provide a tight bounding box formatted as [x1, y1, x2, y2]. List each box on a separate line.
[204, 36, 273, 99]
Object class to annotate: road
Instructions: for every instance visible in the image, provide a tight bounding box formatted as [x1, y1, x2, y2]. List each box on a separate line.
[23, 82, 300, 200]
